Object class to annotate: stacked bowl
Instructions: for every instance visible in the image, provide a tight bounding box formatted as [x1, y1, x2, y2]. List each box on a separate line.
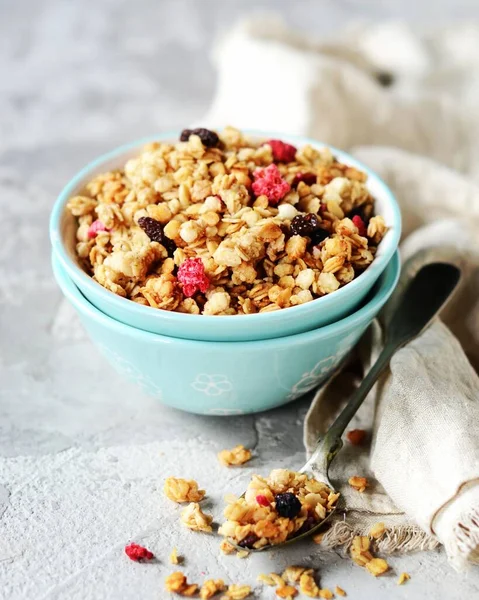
[50, 132, 401, 415]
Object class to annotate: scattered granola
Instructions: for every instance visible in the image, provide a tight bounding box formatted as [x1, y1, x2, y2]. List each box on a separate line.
[312, 532, 325, 544]
[222, 583, 252, 599]
[319, 589, 334, 599]
[165, 572, 198, 596]
[350, 535, 390, 577]
[180, 502, 213, 533]
[236, 550, 249, 559]
[67, 127, 387, 315]
[164, 477, 206, 503]
[366, 558, 390, 577]
[219, 540, 236, 555]
[219, 469, 339, 548]
[369, 522, 386, 539]
[170, 547, 183, 565]
[346, 429, 367, 446]
[200, 579, 226, 599]
[218, 445, 252, 467]
[335, 585, 346, 596]
[397, 572, 411, 585]
[276, 584, 298, 598]
[124, 542, 154, 562]
[299, 569, 321, 597]
[348, 476, 368, 493]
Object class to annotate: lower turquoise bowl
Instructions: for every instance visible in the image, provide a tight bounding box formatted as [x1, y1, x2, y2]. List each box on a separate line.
[52, 252, 399, 415]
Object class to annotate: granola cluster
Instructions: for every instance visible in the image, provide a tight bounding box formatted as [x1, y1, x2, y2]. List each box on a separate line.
[218, 469, 339, 549]
[67, 127, 387, 315]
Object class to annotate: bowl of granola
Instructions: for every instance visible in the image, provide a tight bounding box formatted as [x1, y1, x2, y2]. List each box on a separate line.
[50, 128, 401, 341]
[51, 250, 399, 415]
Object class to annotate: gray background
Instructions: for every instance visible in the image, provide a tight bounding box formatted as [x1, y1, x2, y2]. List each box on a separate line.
[1, 1, 479, 598]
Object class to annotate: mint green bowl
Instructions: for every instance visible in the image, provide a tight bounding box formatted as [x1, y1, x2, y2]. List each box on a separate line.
[50, 131, 401, 342]
[52, 252, 400, 415]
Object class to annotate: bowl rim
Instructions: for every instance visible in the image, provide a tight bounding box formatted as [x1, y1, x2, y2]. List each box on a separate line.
[50, 129, 402, 327]
[52, 250, 400, 347]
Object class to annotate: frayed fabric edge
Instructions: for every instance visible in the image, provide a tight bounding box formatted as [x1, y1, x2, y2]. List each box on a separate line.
[319, 520, 439, 554]
[444, 506, 479, 571]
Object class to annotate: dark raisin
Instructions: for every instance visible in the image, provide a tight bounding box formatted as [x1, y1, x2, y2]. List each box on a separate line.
[179, 127, 219, 148]
[180, 128, 193, 142]
[309, 228, 330, 246]
[295, 515, 318, 536]
[290, 213, 325, 238]
[293, 172, 317, 187]
[238, 533, 259, 548]
[275, 492, 302, 519]
[137, 216, 176, 256]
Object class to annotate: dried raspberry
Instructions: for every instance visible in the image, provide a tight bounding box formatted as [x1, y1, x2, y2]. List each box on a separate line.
[268, 139, 297, 163]
[293, 172, 317, 187]
[87, 220, 107, 239]
[352, 215, 367, 237]
[177, 258, 210, 298]
[252, 164, 291, 205]
[138, 216, 176, 256]
[180, 128, 219, 148]
[256, 494, 270, 507]
[124, 543, 154, 562]
[238, 533, 259, 548]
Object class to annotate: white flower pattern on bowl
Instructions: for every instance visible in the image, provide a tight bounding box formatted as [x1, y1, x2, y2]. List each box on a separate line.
[98, 344, 163, 398]
[191, 374, 233, 396]
[287, 331, 359, 400]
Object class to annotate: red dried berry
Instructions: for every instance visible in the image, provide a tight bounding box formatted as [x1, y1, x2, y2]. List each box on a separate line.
[347, 429, 367, 446]
[87, 220, 107, 239]
[293, 172, 317, 187]
[268, 139, 297, 163]
[352, 215, 367, 237]
[252, 164, 291, 205]
[256, 494, 270, 507]
[124, 543, 154, 562]
[177, 257, 210, 298]
[238, 533, 259, 548]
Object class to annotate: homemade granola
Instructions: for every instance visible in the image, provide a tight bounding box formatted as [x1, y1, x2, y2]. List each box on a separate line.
[218, 445, 252, 467]
[180, 502, 213, 533]
[67, 127, 387, 315]
[164, 477, 206, 503]
[218, 469, 339, 548]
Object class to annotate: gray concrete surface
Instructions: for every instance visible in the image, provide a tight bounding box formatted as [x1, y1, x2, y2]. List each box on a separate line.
[1, 1, 479, 598]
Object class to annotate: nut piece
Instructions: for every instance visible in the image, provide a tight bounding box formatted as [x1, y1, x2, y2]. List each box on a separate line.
[165, 572, 198, 596]
[220, 540, 236, 555]
[369, 522, 386, 539]
[164, 477, 206, 503]
[169, 547, 183, 564]
[366, 558, 389, 577]
[276, 585, 298, 598]
[200, 579, 226, 599]
[222, 583, 252, 599]
[299, 570, 320, 598]
[180, 502, 213, 533]
[346, 429, 367, 445]
[335, 585, 347, 596]
[397, 572, 411, 585]
[282, 566, 306, 584]
[236, 550, 249, 559]
[218, 445, 252, 467]
[348, 476, 368, 493]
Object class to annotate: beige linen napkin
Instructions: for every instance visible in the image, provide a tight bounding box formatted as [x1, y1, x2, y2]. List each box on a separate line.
[204, 17, 479, 569]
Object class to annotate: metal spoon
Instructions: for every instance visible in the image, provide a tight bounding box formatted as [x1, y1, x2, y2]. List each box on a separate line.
[232, 262, 461, 551]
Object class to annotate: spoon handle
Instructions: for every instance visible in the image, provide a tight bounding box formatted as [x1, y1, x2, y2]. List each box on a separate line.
[303, 262, 461, 481]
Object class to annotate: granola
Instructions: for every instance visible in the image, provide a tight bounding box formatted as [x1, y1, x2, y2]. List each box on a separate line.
[180, 502, 213, 533]
[67, 127, 387, 315]
[218, 469, 339, 548]
[164, 477, 206, 503]
[218, 445, 252, 467]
